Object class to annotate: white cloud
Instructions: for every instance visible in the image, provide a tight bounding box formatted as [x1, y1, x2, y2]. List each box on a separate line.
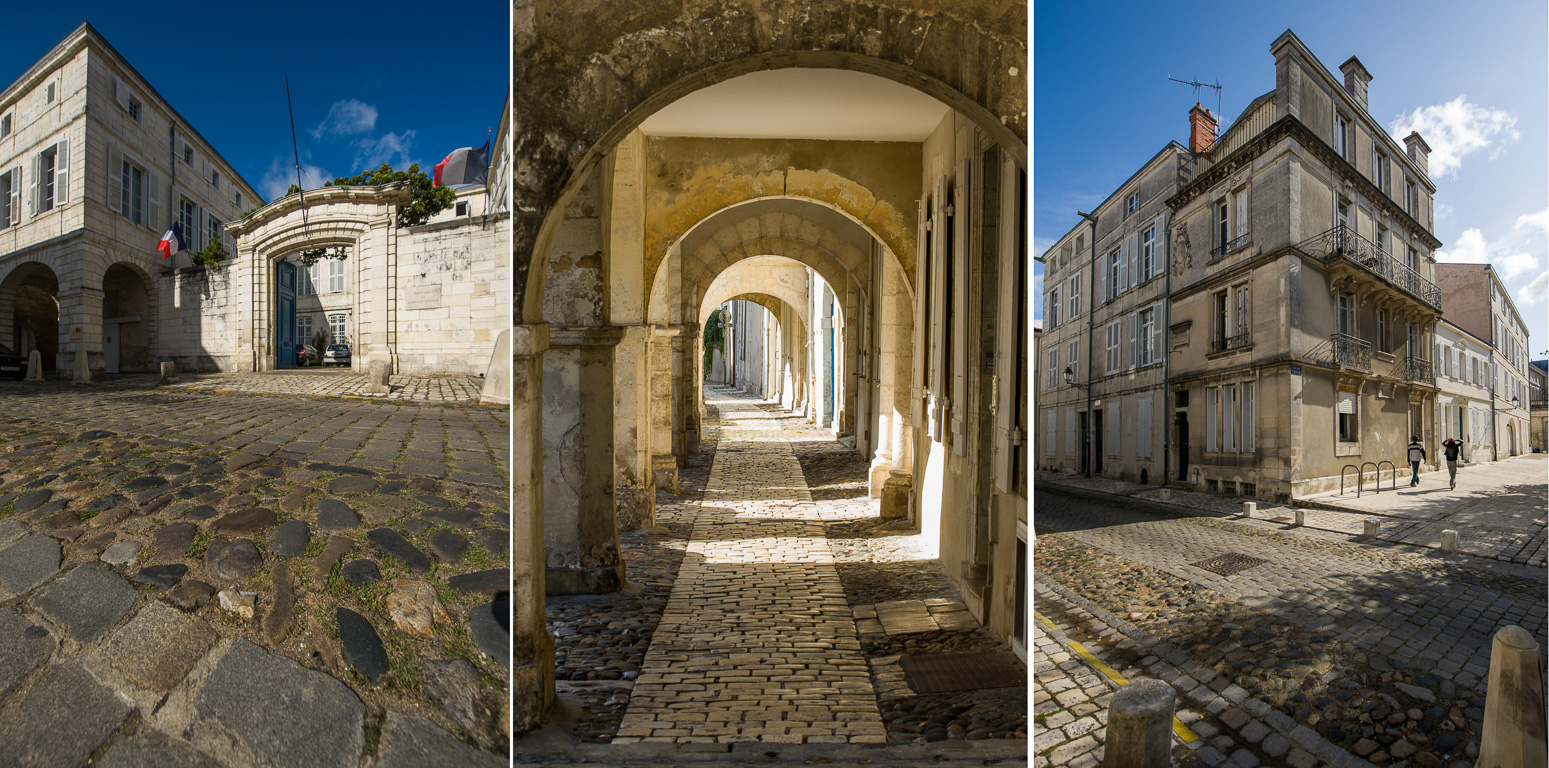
[1516, 206, 1549, 238]
[258, 156, 335, 202]
[1496, 252, 1540, 282]
[353, 130, 418, 171]
[1388, 95, 1519, 178]
[1516, 270, 1549, 305]
[1435, 227, 1489, 264]
[310, 99, 378, 140]
[1435, 203, 1454, 222]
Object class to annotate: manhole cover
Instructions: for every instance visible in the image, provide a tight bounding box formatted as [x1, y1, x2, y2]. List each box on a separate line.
[899, 650, 1026, 694]
[1190, 552, 1269, 576]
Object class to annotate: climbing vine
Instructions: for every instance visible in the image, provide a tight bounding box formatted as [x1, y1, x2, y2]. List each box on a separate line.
[703, 308, 725, 371]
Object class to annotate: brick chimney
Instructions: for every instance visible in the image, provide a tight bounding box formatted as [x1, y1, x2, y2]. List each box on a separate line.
[1404, 131, 1431, 177]
[1189, 103, 1217, 156]
[1339, 56, 1373, 112]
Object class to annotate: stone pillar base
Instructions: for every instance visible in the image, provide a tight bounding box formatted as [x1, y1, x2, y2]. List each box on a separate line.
[616, 484, 656, 532]
[545, 564, 625, 595]
[879, 473, 912, 520]
[512, 631, 556, 733]
[868, 458, 893, 498]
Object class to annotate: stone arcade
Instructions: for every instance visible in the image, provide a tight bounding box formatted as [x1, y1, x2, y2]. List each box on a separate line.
[511, 0, 1030, 732]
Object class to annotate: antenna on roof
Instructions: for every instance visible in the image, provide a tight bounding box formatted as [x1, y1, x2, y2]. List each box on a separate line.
[1169, 76, 1222, 119]
[284, 74, 309, 238]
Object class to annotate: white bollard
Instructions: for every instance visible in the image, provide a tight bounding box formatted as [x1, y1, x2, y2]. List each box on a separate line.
[24, 350, 41, 382]
[1158, 489, 1171, 502]
[366, 360, 392, 394]
[1104, 679, 1176, 768]
[1363, 518, 1381, 537]
[1241, 501, 1256, 518]
[72, 351, 90, 384]
[1441, 529, 1460, 552]
[1294, 508, 1306, 527]
[1478, 625, 1547, 768]
[159, 360, 179, 385]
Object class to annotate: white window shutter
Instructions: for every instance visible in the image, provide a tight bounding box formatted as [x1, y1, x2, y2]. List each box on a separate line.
[8, 166, 20, 225]
[1236, 190, 1248, 238]
[1151, 301, 1164, 362]
[147, 170, 160, 231]
[1138, 396, 1152, 458]
[1129, 312, 1139, 369]
[54, 139, 68, 205]
[107, 144, 123, 214]
[1116, 247, 1127, 294]
[1066, 406, 1077, 454]
[29, 152, 39, 215]
[1097, 257, 1107, 303]
[114, 76, 129, 111]
[1107, 401, 1120, 456]
[1129, 232, 1140, 288]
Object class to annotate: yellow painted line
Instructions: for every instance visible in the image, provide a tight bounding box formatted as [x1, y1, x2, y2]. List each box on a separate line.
[1033, 611, 1200, 744]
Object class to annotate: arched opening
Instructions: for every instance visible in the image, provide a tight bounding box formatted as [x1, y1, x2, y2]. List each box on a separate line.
[101, 263, 153, 374]
[512, 6, 1027, 735]
[0, 263, 61, 373]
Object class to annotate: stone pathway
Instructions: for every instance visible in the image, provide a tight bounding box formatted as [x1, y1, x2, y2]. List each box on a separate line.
[0, 383, 509, 766]
[615, 391, 888, 745]
[165, 370, 488, 403]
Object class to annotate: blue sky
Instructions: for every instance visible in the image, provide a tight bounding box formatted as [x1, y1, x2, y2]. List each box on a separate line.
[2, 2, 507, 205]
[1033, 0, 1549, 351]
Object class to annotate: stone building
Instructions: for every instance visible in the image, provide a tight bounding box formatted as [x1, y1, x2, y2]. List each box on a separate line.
[1434, 318, 1495, 466]
[1531, 360, 1546, 451]
[0, 23, 261, 375]
[1434, 263, 1534, 458]
[1038, 30, 1455, 500]
[511, 0, 1027, 730]
[1037, 143, 1183, 483]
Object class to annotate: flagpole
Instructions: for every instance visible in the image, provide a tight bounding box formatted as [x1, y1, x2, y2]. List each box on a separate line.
[482, 127, 491, 228]
[284, 75, 308, 238]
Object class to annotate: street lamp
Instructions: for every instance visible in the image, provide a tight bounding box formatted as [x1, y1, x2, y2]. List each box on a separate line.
[1063, 365, 1088, 390]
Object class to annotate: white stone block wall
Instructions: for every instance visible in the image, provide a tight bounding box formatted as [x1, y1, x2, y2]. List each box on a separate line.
[394, 213, 511, 375]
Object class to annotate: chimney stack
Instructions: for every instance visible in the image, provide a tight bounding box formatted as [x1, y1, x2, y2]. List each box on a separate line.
[1404, 131, 1432, 177]
[1189, 103, 1217, 156]
[1340, 56, 1373, 112]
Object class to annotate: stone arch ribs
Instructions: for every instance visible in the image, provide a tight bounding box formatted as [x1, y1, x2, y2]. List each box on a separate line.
[224, 184, 410, 373]
[99, 262, 157, 374]
[515, 0, 1028, 323]
[0, 261, 63, 372]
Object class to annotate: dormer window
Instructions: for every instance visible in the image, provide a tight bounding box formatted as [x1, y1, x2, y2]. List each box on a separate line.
[127, 97, 141, 123]
[1126, 191, 1139, 216]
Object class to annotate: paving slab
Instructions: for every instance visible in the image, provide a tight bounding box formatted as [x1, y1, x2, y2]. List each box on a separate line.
[372, 711, 506, 768]
[32, 562, 138, 643]
[0, 660, 132, 767]
[0, 607, 55, 700]
[0, 533, 61, 597]
[95, 601, 217, 692]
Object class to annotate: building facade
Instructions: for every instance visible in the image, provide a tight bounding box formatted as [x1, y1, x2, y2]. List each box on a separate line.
[0, 23, 260, 375]
[1434, 263, 1533, 458]
[1037, 143, 1181, 485]
[1434, 319, 1495, 465]
[1531, 360, 1547, 451]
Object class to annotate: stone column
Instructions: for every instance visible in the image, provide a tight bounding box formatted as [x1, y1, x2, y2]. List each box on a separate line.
[510, 323, 555, 732]
[649, 326, 679, 492]
[613, 325, 655, 530]
[542, 327, 623, 594]
[355, 218, 396, 372]
[58, 282, 103, 378]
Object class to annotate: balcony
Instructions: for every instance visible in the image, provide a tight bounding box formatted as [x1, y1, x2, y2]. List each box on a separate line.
[1298, 225, 1442, 310]
[1330, 332, 1371, 372]
[1209, 232, 1252, 261]
[1392, 356, 1434, 386]
[1211, 332, 1252, 354]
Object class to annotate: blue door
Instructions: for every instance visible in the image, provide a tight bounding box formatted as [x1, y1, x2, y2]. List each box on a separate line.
[276, 261, 296, 369]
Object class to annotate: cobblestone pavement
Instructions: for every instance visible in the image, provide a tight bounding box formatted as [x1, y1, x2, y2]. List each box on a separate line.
[0, 380, 510, 766]
[1036, 485, 1545, 767]
[1040, 466, 1548, 567]
[615, 391, 889, 745]
[164, 369, 488, 403]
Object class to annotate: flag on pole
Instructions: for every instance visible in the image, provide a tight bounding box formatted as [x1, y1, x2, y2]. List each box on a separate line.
[433, 141, 489, 187]
[157, 222, 186, 259]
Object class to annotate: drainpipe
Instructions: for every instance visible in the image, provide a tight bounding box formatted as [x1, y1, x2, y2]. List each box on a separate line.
[1489, 357, 1499, 462]
[1079, 211, 1099, 477]
[1162, 216, 1172, 487]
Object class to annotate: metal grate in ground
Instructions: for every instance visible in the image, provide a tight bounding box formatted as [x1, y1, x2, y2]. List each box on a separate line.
[1189, 552, 1269, 576]
[900, 650, 1026, 694]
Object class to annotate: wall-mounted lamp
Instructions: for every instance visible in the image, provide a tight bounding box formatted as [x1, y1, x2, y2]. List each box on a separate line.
[1063, 365, 1088, 390]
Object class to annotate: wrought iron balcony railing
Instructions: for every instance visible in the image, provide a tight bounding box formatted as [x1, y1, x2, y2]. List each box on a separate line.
[1211, 332, 1252, 353]
[1331, 332, 1371, 372]
[1210, 232, 1252, 261]
[1297, 225, 1442, 309]
[1393, 356, 1434, 385]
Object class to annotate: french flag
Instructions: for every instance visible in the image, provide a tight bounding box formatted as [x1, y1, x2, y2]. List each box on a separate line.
[157, 222, 186, 259]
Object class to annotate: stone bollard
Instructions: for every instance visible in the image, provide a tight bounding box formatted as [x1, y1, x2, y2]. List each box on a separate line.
[1294, 508, 1306, 527]
[1363, 519, 1381, 538]
[1241, 501, 1257, 518]
[158, 360, 179, 385]
[1104, 678, 1176, 768]
[1440, 529, 1460, 551]
[24, 350, 41, 382]
[1478, 625, 1547, 768]
[1158, 489, 1171, 502]
[366, 360, 391, 394]
[72, 351, 90, 384]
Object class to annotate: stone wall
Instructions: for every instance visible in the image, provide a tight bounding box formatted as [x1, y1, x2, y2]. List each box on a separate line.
[396, 211, 510, 374]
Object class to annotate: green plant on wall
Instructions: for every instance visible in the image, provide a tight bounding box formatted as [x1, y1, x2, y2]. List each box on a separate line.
[703, 308, 725, 371]
[191, 235, 229, 268]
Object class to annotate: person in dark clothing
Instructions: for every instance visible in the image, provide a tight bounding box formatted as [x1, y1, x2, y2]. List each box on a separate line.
[1441, 437, 1463, 490]
[1407, 437, 1426, 487]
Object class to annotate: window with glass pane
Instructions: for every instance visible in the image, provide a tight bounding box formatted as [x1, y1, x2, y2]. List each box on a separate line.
[1142, 227, 1155, 278]
[1338, 391, 1358, 442]
[329, 314, 347, 344]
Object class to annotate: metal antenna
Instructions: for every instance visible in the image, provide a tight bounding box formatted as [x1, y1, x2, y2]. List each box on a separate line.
[1169, 75, 1223, 119]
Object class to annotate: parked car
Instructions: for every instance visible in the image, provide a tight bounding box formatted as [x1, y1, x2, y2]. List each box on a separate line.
[324, 344, 351, 367]
[0, 343, 25, 380]
[296, 344, 320, 367]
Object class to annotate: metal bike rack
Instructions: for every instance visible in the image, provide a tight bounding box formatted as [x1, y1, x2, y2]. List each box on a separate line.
[1360, 462, 1381, 493]
[1340, 464, 1361, 497]
[1376, 460, 1396, 492]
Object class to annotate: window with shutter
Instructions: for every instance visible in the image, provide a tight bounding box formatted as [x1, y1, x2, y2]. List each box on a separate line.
[1128, 231, 1140, 290]
[1338, 391, 1359, 442]
[1242, 382, 1255, 451]
[1046, 348, 1058, 390]
[1206, 387, 1218, 452]
[1137, 396, 1152, 458]
[54, 139, 68, 207]
[1106, 321, 1121, 373]
[1235, 190, 1248, 239]
[1068, 339, 1079, 374]
[0, 169, 12, 228]
[1235, 286, 1249, 337]
[1150, 301, 1164, 363]
[1065, 406, 1076, 454]
[1106, 401, 1120, 457]
[1223, 385, 1237, 452]
[1128, 312, 1139, 369]
[1045, 410, 1057, 457]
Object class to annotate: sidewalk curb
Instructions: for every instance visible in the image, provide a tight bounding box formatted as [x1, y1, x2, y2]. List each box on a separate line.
[1035, 574, 1378, 768]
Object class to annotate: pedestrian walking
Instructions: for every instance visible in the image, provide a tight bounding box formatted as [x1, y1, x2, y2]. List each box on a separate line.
[1407, 437, 1426, 487]
[1442, 437, 1463, 490]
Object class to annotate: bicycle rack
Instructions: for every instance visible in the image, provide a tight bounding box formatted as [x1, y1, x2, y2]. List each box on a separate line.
[1340, 464, 1361, 497]
[1376, 460, 1396, 492]
[1360, 462, 1380, 493]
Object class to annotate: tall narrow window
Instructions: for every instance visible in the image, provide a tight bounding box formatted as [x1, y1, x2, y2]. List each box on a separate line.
[179, 199, 196, 242]
[1138, 307, 1156, 366]
[1404, 180, 1416, 215]
[1206, 387, 1218, 452]
[1047, 348, 1059, 389]
[1337, 293, 1356, 335]
[1373, 150, 1386, 191]
[329, 259, 345, 292]
[1338, 391, 1359, 442]
[1234, 285, 1250, 338]
[1335, 115, 1350, 158]
[1067, 273, 1081, 318]
[1223, 384, 1237, 452]
[297, 316, 312, 347]
[329, 314, 348, 345]
[0, 169, 13, 228]
[38, 146, 58, 212]
[1068, 339, 1079, 378]
[1213, 291, 1229, 346]
[1216, 201, 1229, 251]
[1408, 324, 1419, 358]
[1141, 227, 1155, 280]
[1241, 382, 1255, 451]
[1377, 309, 1389, 353]
[1107, 250, 1121, 301]
[1049, 286, 1061, 327]
[1106, 321, 1121, 374]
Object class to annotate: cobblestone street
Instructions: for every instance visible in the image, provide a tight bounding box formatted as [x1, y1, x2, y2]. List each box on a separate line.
[516, 389, 1025, 766]
[1034, 484, 1547, 767]
[165, 369, 489, 403]
[0, 379, 510, 767]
